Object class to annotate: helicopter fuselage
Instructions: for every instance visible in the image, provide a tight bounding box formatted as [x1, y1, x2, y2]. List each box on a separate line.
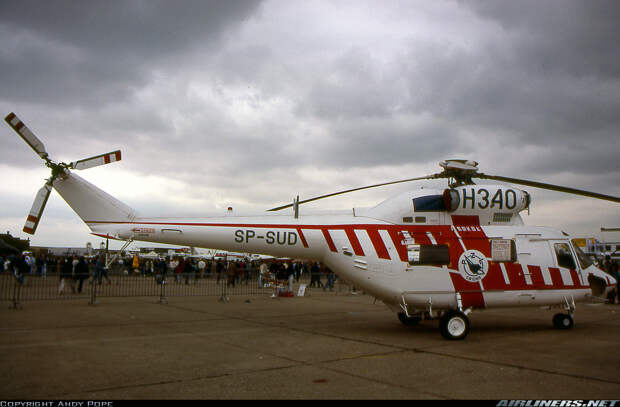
[87, 186, 615, 315]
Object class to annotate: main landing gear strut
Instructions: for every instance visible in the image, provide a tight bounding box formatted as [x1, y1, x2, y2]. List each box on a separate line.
[397, 309, 471, 340]
[397, 294, 472, 340]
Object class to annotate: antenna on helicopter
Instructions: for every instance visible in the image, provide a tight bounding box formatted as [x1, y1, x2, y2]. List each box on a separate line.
[5, 112, 123, 234]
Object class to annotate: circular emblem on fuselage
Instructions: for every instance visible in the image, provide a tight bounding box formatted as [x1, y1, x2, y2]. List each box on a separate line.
[458, 250, 489, 283]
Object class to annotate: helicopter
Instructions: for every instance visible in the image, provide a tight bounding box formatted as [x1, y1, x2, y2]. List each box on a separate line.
[5, 112, 619, 340]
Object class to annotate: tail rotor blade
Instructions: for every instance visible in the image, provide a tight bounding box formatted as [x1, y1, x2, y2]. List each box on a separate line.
[4, 112, 48, 160]
[70, 150, 121, 170]
[23, 183, 52, 235]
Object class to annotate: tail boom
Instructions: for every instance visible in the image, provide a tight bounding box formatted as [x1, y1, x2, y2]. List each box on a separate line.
[52, 171, 137, 229]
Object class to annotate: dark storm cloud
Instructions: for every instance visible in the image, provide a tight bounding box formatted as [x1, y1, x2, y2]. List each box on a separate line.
[450, 0, 620, 177]
[292, 47, 468, 169]
[0, 0, 263, 169]
[465, 0, 620, 79]
[0, 0, 263, 106]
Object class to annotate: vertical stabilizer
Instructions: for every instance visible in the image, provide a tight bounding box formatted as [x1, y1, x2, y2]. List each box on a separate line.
[53, 171, 137, 226]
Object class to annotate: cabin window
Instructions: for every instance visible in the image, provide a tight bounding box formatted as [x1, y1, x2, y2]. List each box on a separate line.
[554, 243, 576, 270]
[407, 244, 450, 266]
[412, 195, 446, 212]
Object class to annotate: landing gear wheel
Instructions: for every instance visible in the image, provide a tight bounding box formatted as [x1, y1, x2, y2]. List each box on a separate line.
[398, 313, 421, 326]
[552, 313, 574, 330]
[439, 310, 470, 340]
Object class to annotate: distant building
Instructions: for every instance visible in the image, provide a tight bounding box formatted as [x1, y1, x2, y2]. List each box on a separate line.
[578, 238, 620, 260]
[34, 247, 93, 257]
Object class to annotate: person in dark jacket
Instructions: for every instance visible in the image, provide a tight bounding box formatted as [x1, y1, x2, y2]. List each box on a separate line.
[95, 255, 111, 285]
[60, 257, 75, 294]
[13, 254, 28, 285]
[74, 257, 89, 293]
[216, 259, 224, 284]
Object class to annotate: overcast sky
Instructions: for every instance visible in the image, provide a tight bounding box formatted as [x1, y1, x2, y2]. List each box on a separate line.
[1, 0, 619, 250]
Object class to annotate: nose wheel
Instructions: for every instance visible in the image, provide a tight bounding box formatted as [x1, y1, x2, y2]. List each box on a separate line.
[553, 296, 575, 330]
[552, 313, 574, 329]
[439, 310, 470, 340]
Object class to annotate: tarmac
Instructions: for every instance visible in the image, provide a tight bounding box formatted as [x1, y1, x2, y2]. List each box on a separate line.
[1, 292, 620, 400]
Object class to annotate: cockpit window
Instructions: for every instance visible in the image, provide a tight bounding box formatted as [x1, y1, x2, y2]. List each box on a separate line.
[571, 241, 593, 269]
[554, 243, 576, 270]
[413, 195, 446, 212]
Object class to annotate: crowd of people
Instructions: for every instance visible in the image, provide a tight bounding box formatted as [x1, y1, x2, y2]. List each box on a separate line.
[1, 252, 108, 294]
[0, 252, 339, 294]
[3, 250, 619, 300]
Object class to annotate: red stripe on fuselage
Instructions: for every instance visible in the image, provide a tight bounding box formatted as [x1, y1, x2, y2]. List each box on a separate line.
[366, 227, 390, 260]
[451, 215, 480, 227]
[527, 265, 545, 287]
[321, 228, 337, 252]
[345, 228, 364, 256]
[569, 268, 583, 287]
[482, 263, 509, 290]
[387, 228, 408, 262]
[548, 267, 584, 289]
[548, 267, 567, 288]
[296, 227, 309, 248]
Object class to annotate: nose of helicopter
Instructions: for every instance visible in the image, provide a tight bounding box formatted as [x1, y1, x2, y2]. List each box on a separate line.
[587, 266, 617, 299]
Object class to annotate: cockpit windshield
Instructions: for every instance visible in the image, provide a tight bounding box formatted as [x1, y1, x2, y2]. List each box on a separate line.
[571, 240, 593, 269]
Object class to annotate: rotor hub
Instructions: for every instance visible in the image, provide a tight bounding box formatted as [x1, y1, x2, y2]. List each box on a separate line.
[438, 160, 479, 186]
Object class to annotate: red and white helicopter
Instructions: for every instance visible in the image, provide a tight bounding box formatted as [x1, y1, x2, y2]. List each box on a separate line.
[6, 112, 619, 340]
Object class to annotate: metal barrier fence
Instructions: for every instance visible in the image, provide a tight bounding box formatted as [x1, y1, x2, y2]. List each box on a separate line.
[1, 268, 357, 308]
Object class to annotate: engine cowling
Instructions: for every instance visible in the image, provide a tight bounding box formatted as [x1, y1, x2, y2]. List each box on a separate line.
[445, 185, 530, 224]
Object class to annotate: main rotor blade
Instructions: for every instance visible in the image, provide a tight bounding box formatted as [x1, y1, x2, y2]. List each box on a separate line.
[267, 174, 440, 211]
[5, 112, 48, 160]
[70, 150, 121, 170]
[477, 173, 620, 203]
[23, 183, 52, 235]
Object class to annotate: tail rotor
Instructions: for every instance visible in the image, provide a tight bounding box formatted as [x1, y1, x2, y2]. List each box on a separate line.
[4, 112, 123, 235]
